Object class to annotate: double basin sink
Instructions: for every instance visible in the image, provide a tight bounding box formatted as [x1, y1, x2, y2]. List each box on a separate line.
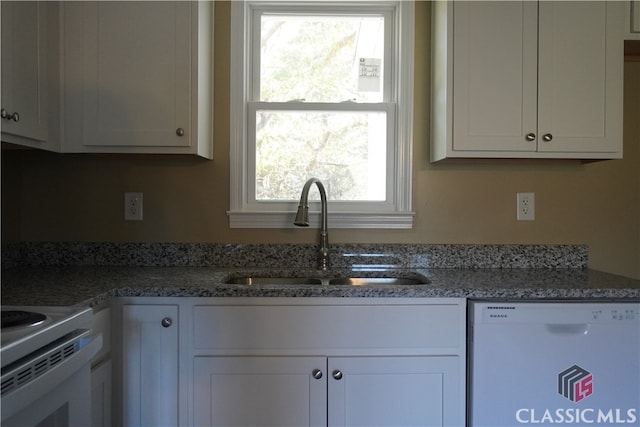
[225, 272, 430, 286]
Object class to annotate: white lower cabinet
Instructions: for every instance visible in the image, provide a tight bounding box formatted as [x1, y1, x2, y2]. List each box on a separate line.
[194, 355, 459, 427]
[194, 356, 327, 426]
[191, 298, 466, 427]
[116, 298, 465, 427]
[91, 360, 112, 427]
[327, 356, 459, 427]
[120, 304, 178, 427]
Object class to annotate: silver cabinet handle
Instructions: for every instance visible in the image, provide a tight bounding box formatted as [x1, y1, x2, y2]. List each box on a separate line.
[525, 133, 536, 142]
[542, 133, 553, 142]
[312, 369, 323, 380]
[161, 317, 173, 328]
[176, 128, 185, 136]
[1, 109, 19, 122]
[332, 370, 343, 380]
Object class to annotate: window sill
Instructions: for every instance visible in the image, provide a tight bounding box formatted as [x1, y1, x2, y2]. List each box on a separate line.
[227, 211, 414, 229]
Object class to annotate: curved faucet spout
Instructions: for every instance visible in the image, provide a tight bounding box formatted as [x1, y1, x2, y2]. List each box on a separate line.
[294, 178, 329, 270]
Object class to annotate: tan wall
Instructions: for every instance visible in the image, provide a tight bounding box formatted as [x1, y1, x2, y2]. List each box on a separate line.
[2, 2, 639, 278]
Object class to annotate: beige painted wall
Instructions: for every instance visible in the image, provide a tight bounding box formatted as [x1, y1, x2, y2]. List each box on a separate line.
[2, 2, 639, 278]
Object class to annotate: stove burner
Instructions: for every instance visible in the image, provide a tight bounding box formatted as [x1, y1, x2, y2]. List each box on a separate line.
[1, 310, 47, 329]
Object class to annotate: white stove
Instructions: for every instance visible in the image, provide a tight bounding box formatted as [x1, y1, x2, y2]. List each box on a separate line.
[1, 305, 101, 426]
[1, 305, 93, 366]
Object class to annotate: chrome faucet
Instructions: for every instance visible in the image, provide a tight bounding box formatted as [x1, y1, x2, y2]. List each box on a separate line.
[294, 178, 330, 270]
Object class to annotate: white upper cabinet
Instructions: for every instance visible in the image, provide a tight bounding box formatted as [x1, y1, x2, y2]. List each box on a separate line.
[447, 2, 538, 154]
[431, 1, 624, 161]
[1, 1, 60, 150]
[626, 0, 640, 39]
[62, 1, 213, 158]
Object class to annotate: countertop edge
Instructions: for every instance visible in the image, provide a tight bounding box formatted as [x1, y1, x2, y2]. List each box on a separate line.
[2, 266, 639, 309]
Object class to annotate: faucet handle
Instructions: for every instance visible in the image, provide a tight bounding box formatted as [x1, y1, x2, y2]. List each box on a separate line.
[319, 256, 330, 271]
[319, 232, 330, 271]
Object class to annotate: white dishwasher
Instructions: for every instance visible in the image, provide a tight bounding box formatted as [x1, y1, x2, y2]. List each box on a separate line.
[468, 301, 640, 427]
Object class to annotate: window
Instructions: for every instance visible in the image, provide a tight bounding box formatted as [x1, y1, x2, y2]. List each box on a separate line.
[229, 1, 414, 228]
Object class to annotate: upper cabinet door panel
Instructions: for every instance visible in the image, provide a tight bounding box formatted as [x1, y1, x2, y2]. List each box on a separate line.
[1, 1, 48, 142]
[431, 1, 623, 161]
[80, 1, 191, 147]
[625, 0, 640, 39]
[537, 1, 623, 153]
[452, 1, 538, 152]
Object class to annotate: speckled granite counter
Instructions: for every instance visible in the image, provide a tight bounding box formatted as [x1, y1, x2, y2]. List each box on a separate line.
[2, 242, 590, 269]
[2, 243, 638, 309]
[1, 266, 638, 310]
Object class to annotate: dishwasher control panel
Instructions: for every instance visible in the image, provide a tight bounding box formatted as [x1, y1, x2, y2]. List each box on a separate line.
[591, 307, 637, 321]
[475, 302, 640, 324]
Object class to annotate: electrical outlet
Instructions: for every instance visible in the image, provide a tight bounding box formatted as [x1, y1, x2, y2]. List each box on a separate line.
[124, 192, 143, 221]
[517, 192, 535, 221]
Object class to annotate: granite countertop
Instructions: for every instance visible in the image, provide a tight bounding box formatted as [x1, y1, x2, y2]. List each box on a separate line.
[2, 243, 638, 309]
[1, 266, 639, 310]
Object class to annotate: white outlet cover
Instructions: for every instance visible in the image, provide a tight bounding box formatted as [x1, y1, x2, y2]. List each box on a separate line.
[124, 192, 143, 221]
[517, 192, 535, 221]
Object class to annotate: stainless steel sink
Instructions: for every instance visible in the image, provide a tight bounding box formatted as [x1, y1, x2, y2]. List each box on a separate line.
[225, 277, 323, 285]
[225, 275, 429, 286]
[328, 277, 428, 286]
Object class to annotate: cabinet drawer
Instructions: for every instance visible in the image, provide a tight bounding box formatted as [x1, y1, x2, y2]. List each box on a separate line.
[193, 303, 462, 353]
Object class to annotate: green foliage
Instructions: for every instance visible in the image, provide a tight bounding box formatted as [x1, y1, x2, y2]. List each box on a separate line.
[256, 15, 386, 201]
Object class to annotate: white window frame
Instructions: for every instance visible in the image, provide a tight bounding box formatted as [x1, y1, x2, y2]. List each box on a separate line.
[228, 0, 414, 229]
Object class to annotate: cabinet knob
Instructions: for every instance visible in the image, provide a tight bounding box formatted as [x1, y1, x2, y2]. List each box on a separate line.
[332, 370, 343, 380]
[1, 109, 19, 122]
[161, 317, 173, 328]
[525, 133, 536, 142]
[542, 133, 553, 142]
[176, 128, 185, 137]
[312, 369, 323, 380]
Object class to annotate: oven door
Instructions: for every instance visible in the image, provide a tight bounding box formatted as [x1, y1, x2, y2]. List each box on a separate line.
[1, 331, 102, 427]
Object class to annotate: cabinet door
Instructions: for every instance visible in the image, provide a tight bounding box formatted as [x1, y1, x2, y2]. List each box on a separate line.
[193, 356, 327, 427]
[65, 2, 192, 149]
[538, 1, 623, 154]
[91, 360, 112, 427]
[122, 305, 178, 427]
[452, 1, 538, 152]
[631, 0, 640, 37]
[328, 356, 461, 427]
[1, 1, 48, 142]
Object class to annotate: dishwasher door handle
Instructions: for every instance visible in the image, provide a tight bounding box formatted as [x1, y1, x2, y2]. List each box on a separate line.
[545, 324, 590, 335]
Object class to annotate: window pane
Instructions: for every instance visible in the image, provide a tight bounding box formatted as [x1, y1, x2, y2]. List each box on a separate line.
[255, 110, 387, 201]
[260, 14, 385, 102]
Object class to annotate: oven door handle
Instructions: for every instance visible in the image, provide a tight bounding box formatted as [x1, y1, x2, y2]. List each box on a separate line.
[1, 331, 103, 422]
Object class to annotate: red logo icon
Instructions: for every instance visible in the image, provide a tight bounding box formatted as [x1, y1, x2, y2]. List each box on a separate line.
[559, 365, 593, 403]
